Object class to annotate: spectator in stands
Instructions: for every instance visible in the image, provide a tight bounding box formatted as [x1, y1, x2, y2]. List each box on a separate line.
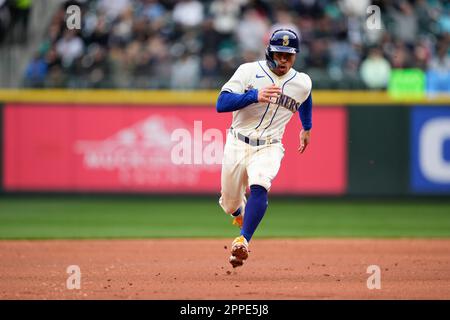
[415, 0, 436, 36]
[269, 9, 300, 39]
[328, 38, 360, 82]
[389, 1, 418, 45]
[305, 39, 329, 69]
[139, 0, 167, 32]
[24, 53, 48, 87]
[427, 40, 450, 94]
[412, 38, 432, 70]
[296, 14, 314, 46]
[110, 7, 134, 46]
[342, 55, 364, 89]
[149, 52, 171, 89]
[108, 43, 129, 88]
[131, 15, 150, 42]
[235, 8, 269, 55]
[209, 0, 241, 38]
[389, 41, 412, 68]
[97, 0, 130, 21]
[172, 0, 204, 28]
[435, 1, 450, 35]
[84, 15, 110, 48]
[140, 0, 166, 21]
[46, 65, 66, 88]
[81, 44, 110, 88]
[339, 0, 370, 18]
[170, 52, 200, 89]
[360, 47, 391, 89]
[9, 0, 31, 44]
[199, 53, 220, 89]
[45, 46, 62, 70]
[147, 35, 171, 88]
[290, 0, 325, 19]
[56, 29, 84, 68]
[201, 18, 221, 54]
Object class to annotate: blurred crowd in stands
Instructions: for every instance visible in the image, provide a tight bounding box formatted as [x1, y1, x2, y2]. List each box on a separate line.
[18, 0, 450, 91]
[0, 0, 31, 44]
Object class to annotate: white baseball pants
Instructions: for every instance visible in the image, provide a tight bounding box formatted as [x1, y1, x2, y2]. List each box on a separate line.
[219, 132, 285, 214]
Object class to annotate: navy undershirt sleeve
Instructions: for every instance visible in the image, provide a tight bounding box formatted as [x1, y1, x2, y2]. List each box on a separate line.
[299, 92, 312, 130]
[216, 89, 259, 113]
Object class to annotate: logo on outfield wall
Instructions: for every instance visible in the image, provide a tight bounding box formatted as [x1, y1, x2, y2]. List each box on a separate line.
[75, 116, 220, 187]
[411, 107, 450, 193]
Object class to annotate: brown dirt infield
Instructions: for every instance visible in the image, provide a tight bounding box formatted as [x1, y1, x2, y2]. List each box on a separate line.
[0, 239, 449, 300]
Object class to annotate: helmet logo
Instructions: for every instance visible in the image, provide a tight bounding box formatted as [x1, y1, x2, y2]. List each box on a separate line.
[282, 35, 289, 46]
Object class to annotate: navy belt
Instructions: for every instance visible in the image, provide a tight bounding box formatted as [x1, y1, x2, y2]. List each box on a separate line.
[230, 128, 279, 146]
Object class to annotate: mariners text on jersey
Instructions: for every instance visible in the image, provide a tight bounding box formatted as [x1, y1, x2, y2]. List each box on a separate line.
[273, 93, 301, 113]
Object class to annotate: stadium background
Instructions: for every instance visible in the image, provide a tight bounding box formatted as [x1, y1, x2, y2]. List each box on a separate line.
[0, 0, 449, 300]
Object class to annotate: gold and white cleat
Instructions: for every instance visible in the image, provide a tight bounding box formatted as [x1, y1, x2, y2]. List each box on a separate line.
[229, 236, 249, 268]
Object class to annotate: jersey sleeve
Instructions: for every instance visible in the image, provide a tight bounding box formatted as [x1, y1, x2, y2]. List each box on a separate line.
[298, 73, 313, 130]
[221, 64, 251, 94]
[299, 93, 312, 130]
[300, 73, 312, 99]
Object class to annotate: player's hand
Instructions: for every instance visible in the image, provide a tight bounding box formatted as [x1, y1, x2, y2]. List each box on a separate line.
[257, 84, 281, 103]
[298, 129, 310, 154]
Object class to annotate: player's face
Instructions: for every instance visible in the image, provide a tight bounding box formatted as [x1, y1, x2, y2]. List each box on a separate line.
[273, 52, 296, 76]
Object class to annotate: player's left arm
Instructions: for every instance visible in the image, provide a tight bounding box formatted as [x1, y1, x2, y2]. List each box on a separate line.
[298, 92, 312, 154]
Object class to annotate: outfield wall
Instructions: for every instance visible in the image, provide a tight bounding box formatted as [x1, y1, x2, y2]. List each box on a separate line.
[1, 90, 449, 196]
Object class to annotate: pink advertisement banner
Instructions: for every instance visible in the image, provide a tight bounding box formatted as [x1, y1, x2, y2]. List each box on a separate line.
[3, 104, 347, 194]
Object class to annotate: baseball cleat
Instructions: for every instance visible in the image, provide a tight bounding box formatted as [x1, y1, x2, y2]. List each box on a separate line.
[232, 199, 246, 229]
[229, 255, 244, 268]
[232, 214, 243, 229]
[229, 236, 249, 268]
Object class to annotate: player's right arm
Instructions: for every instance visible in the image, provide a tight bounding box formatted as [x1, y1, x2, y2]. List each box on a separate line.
[216, 85, 281, 113]
[216, 90, 258, 113]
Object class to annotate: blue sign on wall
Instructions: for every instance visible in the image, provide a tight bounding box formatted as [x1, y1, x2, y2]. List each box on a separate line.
[411, 107, 450, 193]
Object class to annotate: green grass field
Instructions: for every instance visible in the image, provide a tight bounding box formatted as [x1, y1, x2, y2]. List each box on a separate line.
[0, 197, 449, 239]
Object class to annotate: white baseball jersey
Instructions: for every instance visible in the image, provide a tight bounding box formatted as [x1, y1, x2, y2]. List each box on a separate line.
[221, 60, 312, 141]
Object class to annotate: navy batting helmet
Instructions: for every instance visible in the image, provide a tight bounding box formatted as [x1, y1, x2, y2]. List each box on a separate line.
[265, 29, 300, 70]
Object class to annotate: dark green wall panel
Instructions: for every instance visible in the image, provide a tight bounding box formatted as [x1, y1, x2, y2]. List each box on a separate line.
[0, 102, 3, 193]
[348, 106, 409, 195]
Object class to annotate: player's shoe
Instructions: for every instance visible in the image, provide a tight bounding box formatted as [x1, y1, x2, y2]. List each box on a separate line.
[232, 214, 243, 229]
[229, 236, 249, 268]
[231, 198, 246, 229]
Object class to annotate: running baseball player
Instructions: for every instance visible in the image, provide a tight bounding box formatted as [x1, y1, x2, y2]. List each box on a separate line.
[216, 29, 312, 268]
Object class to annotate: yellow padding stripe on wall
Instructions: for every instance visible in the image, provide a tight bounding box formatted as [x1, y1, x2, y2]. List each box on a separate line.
[0, 90, 449, 105]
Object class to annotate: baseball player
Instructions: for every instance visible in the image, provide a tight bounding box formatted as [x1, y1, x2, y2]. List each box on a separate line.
[216, 29, 312, 268]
